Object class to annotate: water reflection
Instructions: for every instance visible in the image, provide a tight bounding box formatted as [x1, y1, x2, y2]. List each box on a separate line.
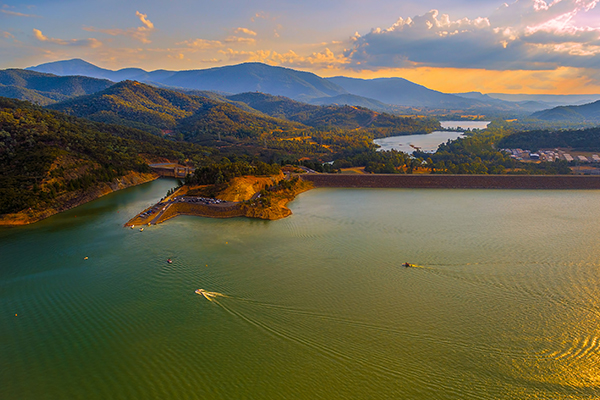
[374, 121, 490, 153]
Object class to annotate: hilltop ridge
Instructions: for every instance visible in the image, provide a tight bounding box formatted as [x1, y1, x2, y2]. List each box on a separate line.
[26, 59, 556, 113]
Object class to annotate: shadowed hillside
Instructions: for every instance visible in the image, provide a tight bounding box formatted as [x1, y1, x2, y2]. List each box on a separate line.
[227, 92, 440, 135]
[531, 100, 600, 122]
[0, 69, 113, 105]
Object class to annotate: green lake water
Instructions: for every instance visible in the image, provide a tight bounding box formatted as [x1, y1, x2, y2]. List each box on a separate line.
[2, 178, 600, 399]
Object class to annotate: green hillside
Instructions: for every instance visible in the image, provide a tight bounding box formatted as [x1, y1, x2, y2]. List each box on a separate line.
[177, 102, 305, 141]
[49, 81, 307, 141]
[0, 69, 113, 105]
[173, 88, 261, 114]
[46, 81, 446, 165]
[227, 92, 440, 135]
[0, 97, 213, 215]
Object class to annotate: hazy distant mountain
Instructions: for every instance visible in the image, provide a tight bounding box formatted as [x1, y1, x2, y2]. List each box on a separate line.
[0, 69, 113, 105]
[454, 91, 511, 105]
[326, 76, 485, 109]
[453, 92, 550, 112]
[159, 63, 348, 100]
[28, 59, 347, 101]
[531, 100, 600, 122]
[487, 93, 600, 106]
[27, 59, 113, 78]
[27, 59, 170, 82]
[29, 59, 585, 115]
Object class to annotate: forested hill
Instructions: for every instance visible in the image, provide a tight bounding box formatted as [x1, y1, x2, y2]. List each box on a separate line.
[227, 92, 440, 135]
[0, 69, 114, 106]
[0, 96, 213, 215]
[531, 100, 600, 122]
[498, 127, 600, 152]
[48, 80, 306, 140]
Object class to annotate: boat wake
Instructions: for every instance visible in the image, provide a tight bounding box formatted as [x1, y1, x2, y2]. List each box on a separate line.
[195, 289, 226, 302]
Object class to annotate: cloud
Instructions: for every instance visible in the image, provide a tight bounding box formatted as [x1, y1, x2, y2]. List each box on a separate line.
[136, 11, 153, 30]
[83, 11, 155, 44]
[178, 38, 223, 49]
[252, 12, 275, 22]
[33, 29, 102, 47]
[168, 53, 186, 60]
[219, 47, 348, 69]
[179, 29, 258, 50]
[345, 0, 600, 71]
[2, 31, 14, 39]
[1, 9, 39, 17]
[224, 36, 256, 45]
[234, 27, 257, 36]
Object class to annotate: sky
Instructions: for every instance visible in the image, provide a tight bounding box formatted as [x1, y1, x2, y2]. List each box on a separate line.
[1, 0, 600, 94]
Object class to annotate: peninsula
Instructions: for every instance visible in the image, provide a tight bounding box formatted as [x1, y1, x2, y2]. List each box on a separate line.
[125, 172, 313, 226]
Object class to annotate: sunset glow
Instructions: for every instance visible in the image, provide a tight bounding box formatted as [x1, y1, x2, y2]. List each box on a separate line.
[2, 0, 600, 94]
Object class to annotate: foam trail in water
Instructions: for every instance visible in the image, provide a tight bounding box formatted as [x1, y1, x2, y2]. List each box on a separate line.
[194, 289, 227, 302]
[194, 291, 488, 399]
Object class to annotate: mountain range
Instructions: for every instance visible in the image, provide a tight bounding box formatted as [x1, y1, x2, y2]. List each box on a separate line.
[27, 60, 347, 102]
[26, 58, 575, 114]
[0, 58, 588, 121]
[45, 80, 438, 146]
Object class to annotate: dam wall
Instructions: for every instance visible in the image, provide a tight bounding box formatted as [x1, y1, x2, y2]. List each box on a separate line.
[300, 174, 600, 190]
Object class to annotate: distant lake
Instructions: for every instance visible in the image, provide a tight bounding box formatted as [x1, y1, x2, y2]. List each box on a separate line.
[374, 120, 490, 153]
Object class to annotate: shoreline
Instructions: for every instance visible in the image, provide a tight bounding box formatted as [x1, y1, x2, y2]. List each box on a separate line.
[0, 172, 159, 227]
[7, 172, 600, 228]
[125, 176, 313, 226]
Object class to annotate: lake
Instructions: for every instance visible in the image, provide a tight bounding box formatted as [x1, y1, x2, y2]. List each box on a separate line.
[2, 179, 600, 399]
[374, 120, 491, 153]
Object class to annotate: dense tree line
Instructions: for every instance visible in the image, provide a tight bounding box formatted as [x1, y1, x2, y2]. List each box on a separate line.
[186, 159, 281, 185]
[498, 127, 600, 152]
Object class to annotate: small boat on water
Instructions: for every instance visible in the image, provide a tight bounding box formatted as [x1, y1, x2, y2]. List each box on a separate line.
[139, 227, 144, 232]
[131, 225, 135, 229]
[402, 262, 414, 268]
[167, 258, 173, 264]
